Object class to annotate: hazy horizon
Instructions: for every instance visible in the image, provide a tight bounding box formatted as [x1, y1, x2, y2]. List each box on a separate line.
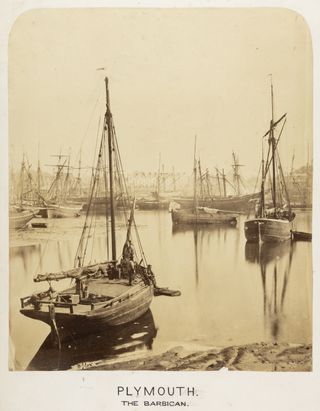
[9, 8, 313, 177]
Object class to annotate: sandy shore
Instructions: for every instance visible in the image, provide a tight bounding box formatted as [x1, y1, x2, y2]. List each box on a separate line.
[73, 342, 312, 372]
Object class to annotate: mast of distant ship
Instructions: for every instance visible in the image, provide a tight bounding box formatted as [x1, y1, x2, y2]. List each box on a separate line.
[105, 77, 117, 261]
[270, 77, 277, 209]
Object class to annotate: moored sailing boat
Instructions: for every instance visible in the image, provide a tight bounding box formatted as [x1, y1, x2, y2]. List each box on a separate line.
[20, 78, 161, 343]
[9, 208, 36, 229]
[173, 153, 260, 212]
[244, 81, 295, 243]
[45, 155, 82, 218]
[171, 139, 238, 226]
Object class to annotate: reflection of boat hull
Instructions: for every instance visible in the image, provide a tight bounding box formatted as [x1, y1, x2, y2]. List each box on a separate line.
[27, 309, 157, 371]
[245, 218, 292, 242]
[245, 240, 292, 264]
[174, 192, 260, 212]
[171, 209, 237, 225]
[9, 210, 35, 229]
[136, 200, 169, 210]
[47, 205, 81, 218]
[21, 281, 153, 341]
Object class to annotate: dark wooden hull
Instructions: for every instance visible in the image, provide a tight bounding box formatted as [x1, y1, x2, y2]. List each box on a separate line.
[171, 209, 237, 225]
[136, 200, 169, 210]
[291, 231, 312, 241]
[245, 218, 292, 243]
[174, 192, 260, 212]
[47, 205, 81, 218]
[21, 284, 153, 341]
[9, 210, 35, 229]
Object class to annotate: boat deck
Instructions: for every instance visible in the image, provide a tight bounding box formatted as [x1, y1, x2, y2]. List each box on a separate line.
[87, 278, 132, 297]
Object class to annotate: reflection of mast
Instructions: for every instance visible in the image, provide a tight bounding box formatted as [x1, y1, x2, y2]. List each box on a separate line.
[258, 242, 293, 341]
[245, 241, 293, 342]
[193, 228, 199, 286]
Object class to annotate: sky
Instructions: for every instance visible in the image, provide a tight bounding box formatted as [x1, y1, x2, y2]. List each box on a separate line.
[8, 8, 313, 178]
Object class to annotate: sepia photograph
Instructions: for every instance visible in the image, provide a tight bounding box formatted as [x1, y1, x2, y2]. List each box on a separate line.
[7, 6, 313, 377]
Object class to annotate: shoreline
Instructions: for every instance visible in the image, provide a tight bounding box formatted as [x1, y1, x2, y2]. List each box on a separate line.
[72, 342, 312, 372]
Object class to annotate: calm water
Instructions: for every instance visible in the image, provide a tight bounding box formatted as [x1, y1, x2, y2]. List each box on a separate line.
[9, 210, 312, 370]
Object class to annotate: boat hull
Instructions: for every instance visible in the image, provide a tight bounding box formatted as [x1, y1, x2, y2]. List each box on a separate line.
[46, 205, 81, 218]
[171, 209, 237, 225]
[9, 210, 35, 229]
[136, 200, 169, 210]
[21, 284, 153, 340]
[244, 218, 292, 242]
[174, 192, 260, 212]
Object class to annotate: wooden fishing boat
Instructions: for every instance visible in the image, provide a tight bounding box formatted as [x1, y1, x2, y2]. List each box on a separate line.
[171, 207, 237, 225]
[244, 80, 295, 243]
[171, 138, 238, 226]
[173, 153, 260, 212]
[20, 78, 162, 344]
[173, 192, 260, 212]
[9, 209, 36, 229]
[46, 204, 81, 218]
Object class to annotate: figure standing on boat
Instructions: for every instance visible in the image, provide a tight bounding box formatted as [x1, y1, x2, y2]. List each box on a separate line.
[121, 239, 135, 285]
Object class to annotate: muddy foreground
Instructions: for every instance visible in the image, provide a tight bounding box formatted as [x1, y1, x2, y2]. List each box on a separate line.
[73, 342, 312, 372]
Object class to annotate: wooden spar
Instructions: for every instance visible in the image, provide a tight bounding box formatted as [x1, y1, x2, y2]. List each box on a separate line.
[269, 79, 277, 209]
[222, 168, 227, 197]
[216, 168, 221, 197]
[260, 143, 265, 217]
[37, 144, 41, 194]
[46, 158, 68, 200]
[193, 136, 198, 213]
[105, 77, 116, 261]
[232, 151, 243, 196]
[276, 149, 292, 212]
[205, 169, 211, 198]
[198, 159, 204, 205]
[34, 267, 83, 282]
[33, 261, 110, 282]
[262, 113, 286, 138]
[102, 128, 110, 261]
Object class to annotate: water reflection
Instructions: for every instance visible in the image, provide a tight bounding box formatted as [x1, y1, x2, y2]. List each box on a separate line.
[172, 223, 237, 236]
[10, 244, 41, 274]
[27, 309, 157, 371]
[172, 224, 237, 286]
[245, 241, 294, 342]
[10, 212, 312, 369]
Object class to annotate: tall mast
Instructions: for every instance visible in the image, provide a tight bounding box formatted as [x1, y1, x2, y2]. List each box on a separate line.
[260, 140, 265, 217]
[198, 159, 204, 205]
[270, 77, 277, 208]
[37, 144, 41, 194]
[193, 136, 198, 211]
[232, 151, 241, 196]
[216, 168, 221, 197]
[20, 154, 25, 206]
[105, 77, 116, 261]
[222, 168, 227, 197]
